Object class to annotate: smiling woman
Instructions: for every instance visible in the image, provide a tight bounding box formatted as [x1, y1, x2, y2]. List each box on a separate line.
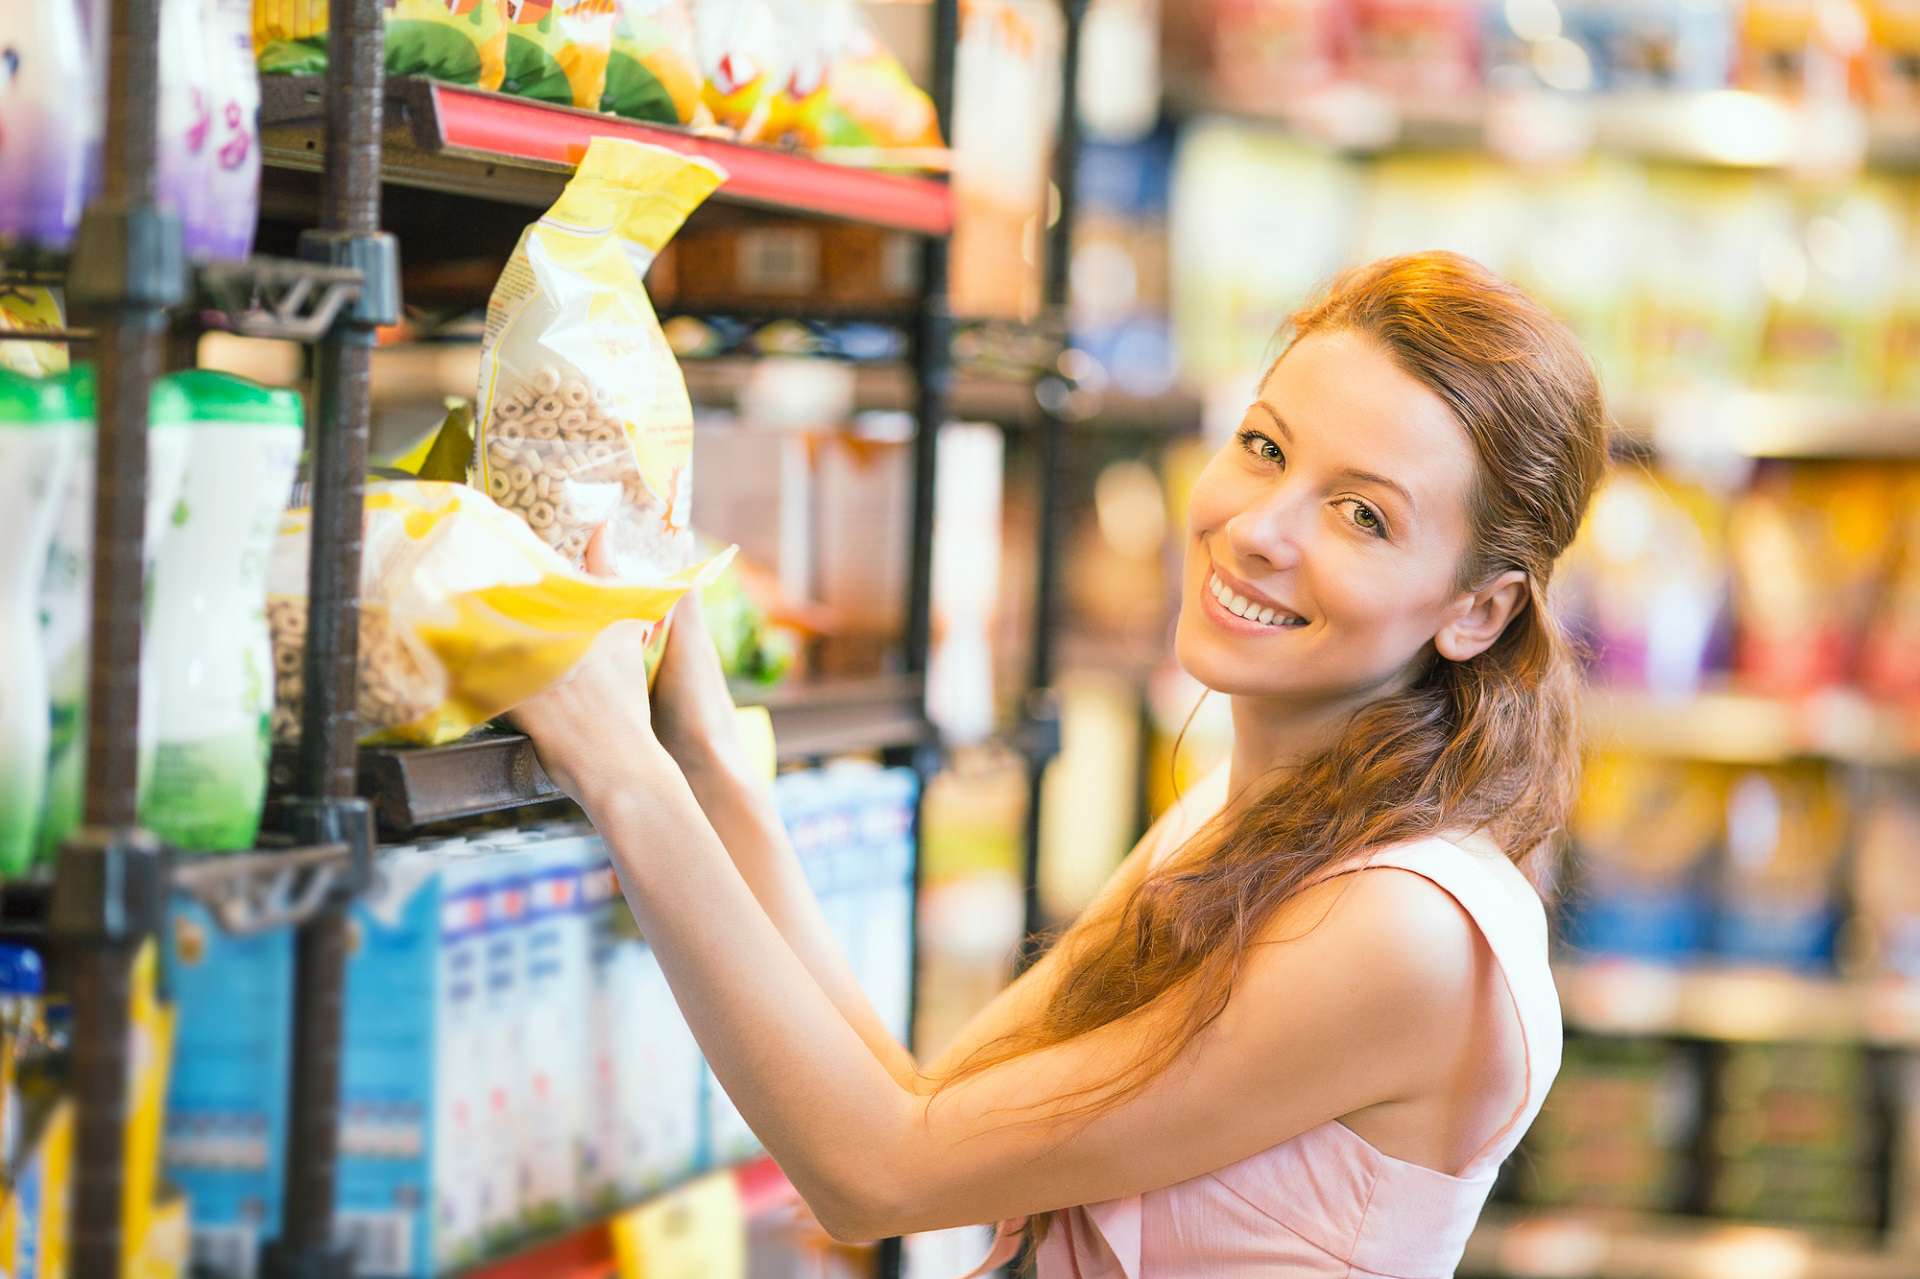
[509, 250, 1611, 1279]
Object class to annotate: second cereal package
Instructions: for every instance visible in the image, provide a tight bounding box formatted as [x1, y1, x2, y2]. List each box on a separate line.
[475, 136, 722, 600]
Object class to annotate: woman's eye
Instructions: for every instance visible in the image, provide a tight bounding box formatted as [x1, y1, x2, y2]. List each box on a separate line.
[1347, 501, 1387, 538]
[1237, 429, 1283, 464]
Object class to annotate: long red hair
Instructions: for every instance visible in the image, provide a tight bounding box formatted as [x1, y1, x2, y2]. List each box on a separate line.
[935, 252, 1608, 1151]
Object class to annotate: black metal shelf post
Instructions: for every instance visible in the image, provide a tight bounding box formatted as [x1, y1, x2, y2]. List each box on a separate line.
[265, 0, 400, 1274]
[50, 0, 184, 1270]
[1016, 0, 1090, 970]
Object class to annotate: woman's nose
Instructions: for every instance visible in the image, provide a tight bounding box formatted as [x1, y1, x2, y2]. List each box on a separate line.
[1224, 492, 1307, 573]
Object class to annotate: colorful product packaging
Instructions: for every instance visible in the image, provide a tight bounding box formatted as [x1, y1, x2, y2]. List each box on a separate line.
[0, 371, 79, 875]
[1565, 753, 1722, 961]
[501, 0, 617, 107]
[255, 0, 510, 89]
[601, 0, 701, 122]
[35, 366, 193, 865]
[473, 138, 723, 588]
[334, 837, 504, 1276]
[163, 897, 294, 1279]
[0, 289, 72, 381]
[1712, 764, 1848, 969]
[140, 372, 303, 853]
[0, 0, 97, 249]
[517, 831, 596, 1232]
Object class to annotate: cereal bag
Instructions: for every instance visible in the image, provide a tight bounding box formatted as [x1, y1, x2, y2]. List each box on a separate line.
[0, 288, 70, 379]
[501, 0, 617, 108]
[475, 137, 721, 596]
[266, 481, 731, 747]
[254, 0, 509, 90]
[601, 0, 701, 122]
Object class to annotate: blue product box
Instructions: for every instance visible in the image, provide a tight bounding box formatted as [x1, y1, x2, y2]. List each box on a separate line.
[163, 893, 293, 1279]
[334, 837, 520, 1277]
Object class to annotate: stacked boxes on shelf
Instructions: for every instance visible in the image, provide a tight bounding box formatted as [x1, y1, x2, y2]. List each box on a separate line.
[1505, 1038, 1701, 1213]
[1707, 1043, 1887, 1229]
[162, 763, 918, 1278]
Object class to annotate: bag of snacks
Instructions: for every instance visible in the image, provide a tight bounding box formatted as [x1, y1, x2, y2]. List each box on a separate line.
[689, 0, 785, 139]
[0, 288, 70, 379]
[777, 0, 942, 155]
[266, 481, 730, 747]
[475, 138, 720, 587]
[502, 0, 617, 108]
[602, 0, 701, 122]
[254, 0, 509, 89]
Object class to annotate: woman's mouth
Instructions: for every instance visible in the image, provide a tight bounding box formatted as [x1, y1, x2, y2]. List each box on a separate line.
[1207, 572, 1308, 630]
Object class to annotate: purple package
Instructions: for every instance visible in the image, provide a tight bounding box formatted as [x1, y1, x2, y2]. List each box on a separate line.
[199, 0, 261, 261]
[0, 1, 97, 249]
[157, 0, 216, 257]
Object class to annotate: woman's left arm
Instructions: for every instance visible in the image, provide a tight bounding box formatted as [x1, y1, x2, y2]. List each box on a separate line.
[516, 626, 1486, 1243]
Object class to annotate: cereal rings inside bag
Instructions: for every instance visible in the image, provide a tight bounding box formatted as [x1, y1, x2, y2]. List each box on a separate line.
[266, 481, 732, 747]
[475, 137, 726, 677]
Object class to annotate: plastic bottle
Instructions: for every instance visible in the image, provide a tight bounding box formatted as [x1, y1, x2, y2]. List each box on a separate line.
[200, 0, 262, 260]
[35, 367, 193, 864]
[0, 0, 99, 249]
[140, 372, 302, 852]
[0, 373, 78, 875]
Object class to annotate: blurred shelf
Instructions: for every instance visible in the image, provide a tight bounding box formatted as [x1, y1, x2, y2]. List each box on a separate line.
[1614, 391, 1920, 460]
[0, 248, 364, 342]
[681, 356, 1201, 432]
[1176, 85, 1920, 173]
[261, 76, 952, 235]
[0, 840, 353, 939]
[459, 1155, 787, 1279]
[1557, 959, 1920, 1046]
[316, 676, 930, 833]
[1582, 687, 1919, 766]
[1464, 1207, 1914, 1278]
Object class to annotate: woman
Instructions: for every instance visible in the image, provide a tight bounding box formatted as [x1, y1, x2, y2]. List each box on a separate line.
[513, 251, 1609, 1277]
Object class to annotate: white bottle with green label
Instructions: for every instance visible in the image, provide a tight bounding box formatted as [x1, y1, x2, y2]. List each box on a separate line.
[0, 371, 79, 874]
[35, 366, 193, 863]
[139, 371, 303, 851]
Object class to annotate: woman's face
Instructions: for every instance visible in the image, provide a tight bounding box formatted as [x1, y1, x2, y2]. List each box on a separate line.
[1175, 328, 1487, 706]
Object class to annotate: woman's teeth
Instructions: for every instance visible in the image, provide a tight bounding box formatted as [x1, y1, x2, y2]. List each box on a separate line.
[1209, 573, 1305, 628]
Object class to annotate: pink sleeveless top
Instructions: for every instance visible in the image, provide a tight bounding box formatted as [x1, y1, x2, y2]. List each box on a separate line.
[963, 766, 1563, 1279]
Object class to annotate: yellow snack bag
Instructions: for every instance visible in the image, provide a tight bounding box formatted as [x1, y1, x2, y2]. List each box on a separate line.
[475, 138, 722, 587]
[265, 481, 733, 747]
[602, 0, 701, 122]
[689, 0, 785, 139]
[0, 286, 70, 379]
[502, 0, 618, 108]
[255, 0, 509, 89]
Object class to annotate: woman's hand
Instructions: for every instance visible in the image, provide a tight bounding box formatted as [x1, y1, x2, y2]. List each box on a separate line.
[649, 592, 751, 782]
[508, 618, 670, 811]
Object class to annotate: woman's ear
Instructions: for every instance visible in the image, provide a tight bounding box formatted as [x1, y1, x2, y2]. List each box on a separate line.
[1435, 570, 1529, 663]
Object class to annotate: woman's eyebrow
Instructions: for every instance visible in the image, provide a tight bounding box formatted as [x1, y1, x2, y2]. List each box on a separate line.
[1253, 401, 1417, 516]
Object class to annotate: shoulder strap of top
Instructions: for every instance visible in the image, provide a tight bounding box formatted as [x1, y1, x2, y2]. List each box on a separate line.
[1358, 836, 1563, 1179]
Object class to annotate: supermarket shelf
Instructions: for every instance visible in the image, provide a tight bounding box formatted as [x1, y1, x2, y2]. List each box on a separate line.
[1464, 1207, 1914, 1278]
[681, 356, 1202, 432]
[1176, 85, 1920, 172]
[1557, 959, 1920, 1047]
[0, 248, 364, 342]
[460, 1155, 789, 1279]
[260, 76, 953, 235]
[1614, 391, 1920, 461]
[0, 841, 353, 939]
[1582, 687, 1919, 766]
[333, 676, 931, 832]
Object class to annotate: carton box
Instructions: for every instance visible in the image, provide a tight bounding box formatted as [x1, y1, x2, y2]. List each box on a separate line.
[163, 896, 293, 1279]
[518, 832, 596, 1230]
[333, 837, 508, 1277]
